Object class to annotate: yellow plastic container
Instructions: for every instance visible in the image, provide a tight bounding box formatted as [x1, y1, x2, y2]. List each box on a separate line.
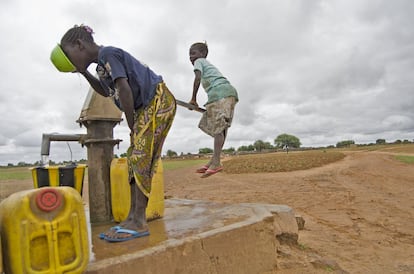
[110, 158, 164, 222]
[0, 187, 89, 274]
[31, 164, 87, 195]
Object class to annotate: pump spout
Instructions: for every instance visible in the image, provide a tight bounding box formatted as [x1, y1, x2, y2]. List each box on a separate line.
[41, 133, 87, 156]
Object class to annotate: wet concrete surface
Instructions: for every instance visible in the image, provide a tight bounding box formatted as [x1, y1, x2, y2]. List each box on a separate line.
[88, 199, 252, 261]
[85, 198, 298, 273]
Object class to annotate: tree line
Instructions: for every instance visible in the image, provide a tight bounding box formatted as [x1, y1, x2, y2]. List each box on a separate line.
[167, 133, 301, 157]
[3, 135, 412, 166]
[167, 135, 413, 157]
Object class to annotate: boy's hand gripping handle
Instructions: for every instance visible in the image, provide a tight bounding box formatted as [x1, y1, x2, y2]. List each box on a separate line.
[176, 100, 206, 113]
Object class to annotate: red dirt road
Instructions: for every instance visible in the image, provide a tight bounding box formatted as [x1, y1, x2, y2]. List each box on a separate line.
[164, 150, 414, 273]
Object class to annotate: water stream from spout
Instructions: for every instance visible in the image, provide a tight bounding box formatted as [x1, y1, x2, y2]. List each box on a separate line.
[41, 155, 49, 166]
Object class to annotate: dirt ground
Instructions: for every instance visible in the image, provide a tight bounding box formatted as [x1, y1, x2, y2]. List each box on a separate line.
[1, 149, 413, 273]
[164, 150, 414, 273]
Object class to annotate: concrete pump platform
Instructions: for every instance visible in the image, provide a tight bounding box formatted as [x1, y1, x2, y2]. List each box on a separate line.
[86, 199, 299, 274]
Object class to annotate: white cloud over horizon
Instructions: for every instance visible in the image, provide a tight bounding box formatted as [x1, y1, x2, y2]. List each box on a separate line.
[1, 0, 413, 165]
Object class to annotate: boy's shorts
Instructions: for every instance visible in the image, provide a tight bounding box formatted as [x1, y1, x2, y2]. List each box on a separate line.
[198, 96, 237, 137]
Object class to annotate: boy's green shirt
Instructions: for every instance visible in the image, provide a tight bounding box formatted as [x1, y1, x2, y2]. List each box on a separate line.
[194, 58, 238, 105]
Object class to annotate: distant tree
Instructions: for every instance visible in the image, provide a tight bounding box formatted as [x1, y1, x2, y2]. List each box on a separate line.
[223, 147, 235, 153]
[237, 145, 255, 152]
[166, 150, 178, 157]
[263, 142, 273, 149]
[254, 140, 266, 152]
[376, 139, 386, 144]
[33, 160, 41, 166]
[120, 153, 127, 158]
[274, 134, 301, 149]
[394, 139, 402, 144]
[199, 147, 213, 154]
[336, 140, 355, 148]
[7, 163, 14, 167]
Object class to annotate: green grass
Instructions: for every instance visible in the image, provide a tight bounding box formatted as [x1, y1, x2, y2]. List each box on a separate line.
[0, 159, 206, 181]
[163, 159, 206, 170]
[395, 155, 414, 164]
[0, 167, 32, 180]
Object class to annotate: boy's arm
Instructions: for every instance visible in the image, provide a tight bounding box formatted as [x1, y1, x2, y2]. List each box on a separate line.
[115, 77, 135, 132]
[80, 71, 109, 97]
[190, 70, 201, 106]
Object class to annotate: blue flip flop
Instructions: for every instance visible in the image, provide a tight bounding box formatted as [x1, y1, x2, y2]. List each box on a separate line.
[99, 225, 122, 239]
[104, 228, 150, 242]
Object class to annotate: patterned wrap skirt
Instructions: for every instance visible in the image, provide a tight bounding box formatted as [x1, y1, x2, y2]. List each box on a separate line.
[127, 82, 176, 197]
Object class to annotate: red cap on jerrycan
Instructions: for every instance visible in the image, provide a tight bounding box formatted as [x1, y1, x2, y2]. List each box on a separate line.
[36, 188, 62, 212]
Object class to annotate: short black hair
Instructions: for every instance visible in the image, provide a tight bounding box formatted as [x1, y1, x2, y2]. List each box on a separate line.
[191, 42, 208, 57]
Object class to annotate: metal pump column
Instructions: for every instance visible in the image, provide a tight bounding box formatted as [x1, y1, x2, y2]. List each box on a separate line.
[78, 88, 122, 223]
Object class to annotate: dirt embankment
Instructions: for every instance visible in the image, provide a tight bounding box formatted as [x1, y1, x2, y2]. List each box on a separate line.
[164, 150, 414, 273]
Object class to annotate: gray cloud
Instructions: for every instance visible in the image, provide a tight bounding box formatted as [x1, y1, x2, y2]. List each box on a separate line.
[0, 0, 413, 165]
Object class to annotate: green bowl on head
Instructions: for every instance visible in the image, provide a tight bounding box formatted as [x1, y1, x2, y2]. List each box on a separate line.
[50, 44, 76, 72]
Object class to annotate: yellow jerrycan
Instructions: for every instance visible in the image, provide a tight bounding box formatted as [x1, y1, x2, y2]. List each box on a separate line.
[110, 158, 164, 222]
[0, 187, 89, 274]
[31, 164, 87, 195]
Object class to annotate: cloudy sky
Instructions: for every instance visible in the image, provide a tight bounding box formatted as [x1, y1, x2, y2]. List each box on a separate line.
[1, 0, 413, 165]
